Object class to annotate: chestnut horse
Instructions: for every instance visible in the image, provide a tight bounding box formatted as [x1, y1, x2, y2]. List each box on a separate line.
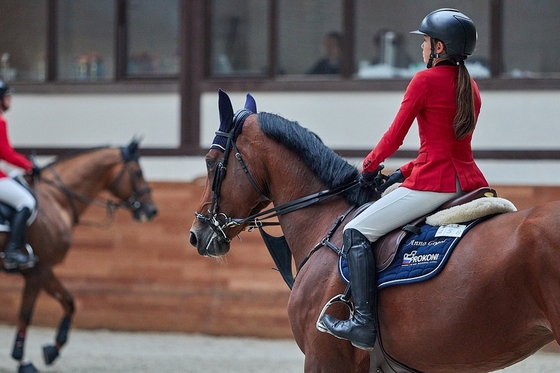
[190, 90, 560, 373]
[0, 140, 157, 373]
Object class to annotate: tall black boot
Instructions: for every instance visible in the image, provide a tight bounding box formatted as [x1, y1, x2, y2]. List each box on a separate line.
[320, 228, 377, 350]
[3, 207, 34, 270]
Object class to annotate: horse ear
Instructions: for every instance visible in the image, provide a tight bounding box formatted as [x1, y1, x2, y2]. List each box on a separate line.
[244, 93, 257, 113]
[122, 137, 142, 162]
[218, 89, 234, 131]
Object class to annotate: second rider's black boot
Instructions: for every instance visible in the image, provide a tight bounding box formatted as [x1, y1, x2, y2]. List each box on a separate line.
[3, 207, 35, 270]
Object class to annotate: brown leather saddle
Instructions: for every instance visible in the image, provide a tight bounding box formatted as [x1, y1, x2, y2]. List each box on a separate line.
[351, 187, 497, 272]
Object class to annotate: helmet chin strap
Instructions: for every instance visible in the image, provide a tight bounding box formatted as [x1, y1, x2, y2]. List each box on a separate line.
[427, 38, 450, 68]
[427, 38, 436, 68]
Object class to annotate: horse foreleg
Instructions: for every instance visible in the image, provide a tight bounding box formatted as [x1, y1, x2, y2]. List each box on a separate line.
[41, 270, 75, 365]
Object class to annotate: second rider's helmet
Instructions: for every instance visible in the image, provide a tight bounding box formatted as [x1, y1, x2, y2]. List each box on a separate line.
[0, 80, 12, 100]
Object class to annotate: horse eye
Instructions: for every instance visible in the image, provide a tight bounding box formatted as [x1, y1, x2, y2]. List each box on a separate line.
[206, 159, 215, 170]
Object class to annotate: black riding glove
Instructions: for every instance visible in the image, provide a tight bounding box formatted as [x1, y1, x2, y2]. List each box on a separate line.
[359, 164, 384, 185]
[377, 169, 404, 193]
[30, 165, 41, 178]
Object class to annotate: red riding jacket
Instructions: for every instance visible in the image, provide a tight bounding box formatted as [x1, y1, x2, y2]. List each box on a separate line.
[363, 64, 488, 193]
[0, 115, 32, 178]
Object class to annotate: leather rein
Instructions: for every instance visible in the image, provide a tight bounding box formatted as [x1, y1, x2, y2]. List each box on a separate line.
[195, 109, 362, 243]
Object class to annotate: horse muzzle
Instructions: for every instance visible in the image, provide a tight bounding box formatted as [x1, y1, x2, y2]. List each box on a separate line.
[189, 223, 231, 257]
[132, 202, 158, 222]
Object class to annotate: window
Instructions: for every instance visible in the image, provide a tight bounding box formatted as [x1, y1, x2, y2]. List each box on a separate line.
[57, 0, 115, 80]
[210, 0, 269, 76]
[278, 0, 343, 75]
[354, 0, 490, 79]
[503, 1, 560, 78]
[127, 0, 180, 76]
[0, 0, 559, 87]
[0, 0, 47, 82]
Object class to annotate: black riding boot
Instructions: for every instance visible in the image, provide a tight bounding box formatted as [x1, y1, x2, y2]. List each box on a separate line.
[321, 228, 377, 350]
[3, 207, 34, 270]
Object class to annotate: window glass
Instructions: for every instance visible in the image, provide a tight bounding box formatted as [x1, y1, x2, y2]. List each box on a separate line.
[58, 0, 114, 80]
[210, 0, 269, 75]
[278, 0, 343, 75]
[354, 0, 490, 79]
[503, 1, 560, 78]
[0, 0, 47, 82]
[127, 0, 180, 76]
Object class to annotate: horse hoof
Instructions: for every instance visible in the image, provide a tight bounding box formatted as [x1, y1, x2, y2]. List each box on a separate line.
[18, 362, 39, 373]
[42, 344, 59, 365]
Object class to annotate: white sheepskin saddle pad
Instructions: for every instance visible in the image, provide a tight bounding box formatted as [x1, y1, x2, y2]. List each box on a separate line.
[426, 197, 517, 226]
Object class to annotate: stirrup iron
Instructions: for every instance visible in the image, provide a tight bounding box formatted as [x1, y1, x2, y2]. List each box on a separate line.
[316, 293, 354, 333]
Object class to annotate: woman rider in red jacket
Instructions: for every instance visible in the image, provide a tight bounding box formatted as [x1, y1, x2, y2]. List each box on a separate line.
[0, 80, 38, 270]
[320, 9, 489, 350]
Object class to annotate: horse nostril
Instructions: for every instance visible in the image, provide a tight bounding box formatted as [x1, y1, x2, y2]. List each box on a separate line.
[150, 206, 158, 218]
[189, 232, 198, 247]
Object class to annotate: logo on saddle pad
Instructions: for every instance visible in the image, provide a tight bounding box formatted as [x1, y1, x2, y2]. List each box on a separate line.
[402, 250, 441, 266]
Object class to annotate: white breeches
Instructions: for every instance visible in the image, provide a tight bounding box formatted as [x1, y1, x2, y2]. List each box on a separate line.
[344, 180, 463, 243]
[0, 177, 37, 225]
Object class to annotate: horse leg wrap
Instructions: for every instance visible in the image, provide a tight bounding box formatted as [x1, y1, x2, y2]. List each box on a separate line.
[42, 316, 71, 366]
[11, 331, 25, 360]
[56, 316, 71, 346]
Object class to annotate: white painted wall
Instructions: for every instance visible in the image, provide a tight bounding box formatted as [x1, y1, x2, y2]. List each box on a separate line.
[8, 93, 181, 148]
[5, 90, 560, 185]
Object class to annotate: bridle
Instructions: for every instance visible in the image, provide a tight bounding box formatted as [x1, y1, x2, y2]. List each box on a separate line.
[41, 148, 152, 225]
[195, 109, 268, 242]
[195, 109, 361, 244]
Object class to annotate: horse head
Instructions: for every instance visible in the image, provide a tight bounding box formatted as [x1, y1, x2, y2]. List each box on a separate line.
[110, 138, 158, 222]
[190, 90, 269, 257]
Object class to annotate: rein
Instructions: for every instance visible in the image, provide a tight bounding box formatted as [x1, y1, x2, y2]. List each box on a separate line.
[233, 180, 360, 229]
[195, 107, 362, 241]
[195, 108, 374, 289]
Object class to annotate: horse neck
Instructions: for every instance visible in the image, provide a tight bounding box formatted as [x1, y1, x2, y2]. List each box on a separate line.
[261, 141, 350, 267]
[45, 148, 121, 214]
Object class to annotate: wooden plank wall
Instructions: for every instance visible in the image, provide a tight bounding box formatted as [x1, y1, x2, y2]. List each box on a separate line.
[1, 181, 560, 346]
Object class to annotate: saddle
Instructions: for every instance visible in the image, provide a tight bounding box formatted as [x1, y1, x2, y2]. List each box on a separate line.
[357, 187, 498, 271]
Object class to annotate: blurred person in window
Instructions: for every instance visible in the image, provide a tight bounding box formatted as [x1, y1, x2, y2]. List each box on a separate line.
[0, 80, 38, 270]
[307, 31, 342, 75]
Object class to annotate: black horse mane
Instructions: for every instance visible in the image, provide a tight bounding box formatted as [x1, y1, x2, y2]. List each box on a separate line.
[257, 112, 375, 206]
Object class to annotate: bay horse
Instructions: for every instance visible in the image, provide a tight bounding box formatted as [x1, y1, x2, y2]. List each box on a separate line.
[0, 140, 157, 373]
[190, 90, 560, 373]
